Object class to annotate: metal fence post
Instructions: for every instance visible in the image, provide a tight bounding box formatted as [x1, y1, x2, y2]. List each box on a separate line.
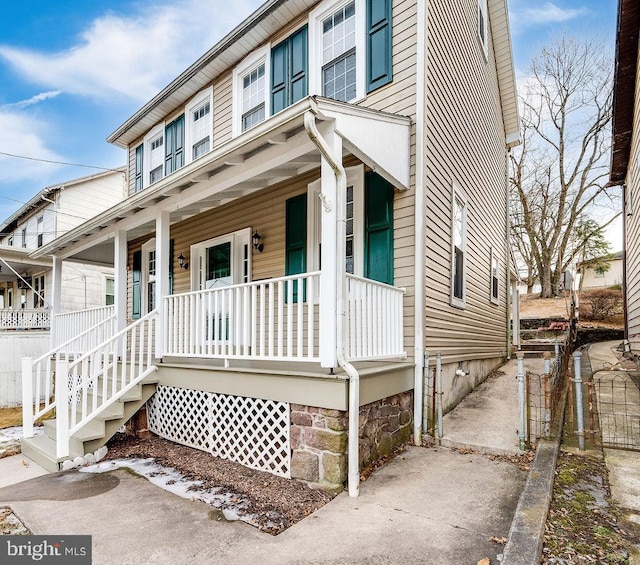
[543, 352, 551, 438]
[573, 351, 585, 451]
[554, 338, 560, 364]
[422, 352, 430, 435]
[517, 352, 526, 451]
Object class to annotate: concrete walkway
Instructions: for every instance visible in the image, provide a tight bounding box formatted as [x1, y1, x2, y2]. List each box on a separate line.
[0, 356, 542, 564]
[440, 356, 546, 455]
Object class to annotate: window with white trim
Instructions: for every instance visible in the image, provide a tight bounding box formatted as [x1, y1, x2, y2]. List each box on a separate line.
[105, 277, 115, 306]
[490, 248, 499, 304]
[233, 46, 270, 136]
[36, 216, 44, 248]
[451, 185, 467, 308]
[185, 88, 213, 164]
[310, 0, 366, 103]
[7, 234, 13, 247]
[477, 0, 488, 56]
[144, 124, 165, 187]
[21, 228, 27, 248]
[142, 239, 157, 314]
[33, 273, 45, 308]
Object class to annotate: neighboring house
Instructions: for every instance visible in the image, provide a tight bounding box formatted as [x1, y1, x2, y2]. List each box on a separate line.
[577, 252, 623, 290]
[0, 169, 126, 407]
[609, 0, 640, 355]
[22, 0, 520, 496]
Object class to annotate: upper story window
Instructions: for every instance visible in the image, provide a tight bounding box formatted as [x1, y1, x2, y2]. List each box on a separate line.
[322, 2, 357, 102]
[451, 185, 467, 309]
[477, 0, 488, 56]
[164, 115, 185, 175]
[189, 98, 212, 160]
[271, 26, 308, 115]
[21, 228, 27, 248]
[147, 127, 164, 186]
[37, 216, 44, 248]
[7, 234, 13, 247]
[233, 46, 270, 136]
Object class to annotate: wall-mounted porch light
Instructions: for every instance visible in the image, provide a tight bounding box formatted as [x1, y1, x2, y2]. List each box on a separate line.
[177, 252, 188, 270]
[252, 231, 264, 253]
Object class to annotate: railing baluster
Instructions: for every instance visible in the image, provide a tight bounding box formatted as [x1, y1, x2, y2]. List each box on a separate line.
[268, 282, 275, 358]
[307, 276, 314, 359]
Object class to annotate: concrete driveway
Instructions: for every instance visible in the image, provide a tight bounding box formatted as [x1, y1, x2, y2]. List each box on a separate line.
[0, 446, 525, 564]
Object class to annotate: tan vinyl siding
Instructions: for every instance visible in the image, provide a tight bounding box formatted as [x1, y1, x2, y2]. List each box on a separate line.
[626, 48, 640, 354]
[424, 0, 509, 364]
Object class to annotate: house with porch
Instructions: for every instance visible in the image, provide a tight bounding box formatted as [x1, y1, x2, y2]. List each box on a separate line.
[21, 0, 519, 496]
[0, 169, 126, 407]
[610, 0, 640, 356]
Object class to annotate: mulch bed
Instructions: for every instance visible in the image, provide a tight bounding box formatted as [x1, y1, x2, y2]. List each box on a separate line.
[104, 434, 333, 535]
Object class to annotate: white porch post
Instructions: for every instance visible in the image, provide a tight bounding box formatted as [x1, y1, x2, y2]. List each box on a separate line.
[319, 123, 341, 369]
[49, 255, 62, 350]
[114, 230, 127, 333]
[155, 211, 170, 358]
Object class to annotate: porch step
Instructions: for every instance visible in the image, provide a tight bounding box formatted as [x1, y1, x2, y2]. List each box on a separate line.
[21, 380, 157, 472]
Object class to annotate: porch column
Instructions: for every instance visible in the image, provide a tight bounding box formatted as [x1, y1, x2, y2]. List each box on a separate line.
[114, 230, 127, 333]
[49, 255, 62, 350]
[318, 122, 342, 369]
[155, 211, 170, 358]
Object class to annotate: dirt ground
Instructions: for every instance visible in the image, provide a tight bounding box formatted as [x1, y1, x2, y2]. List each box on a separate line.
[104, 434, 333, 535]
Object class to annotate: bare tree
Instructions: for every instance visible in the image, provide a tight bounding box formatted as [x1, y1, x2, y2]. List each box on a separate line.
[510, 34, 618, 298]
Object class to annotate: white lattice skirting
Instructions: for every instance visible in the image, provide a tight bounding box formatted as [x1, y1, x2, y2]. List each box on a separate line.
[147, 386, 291, 478]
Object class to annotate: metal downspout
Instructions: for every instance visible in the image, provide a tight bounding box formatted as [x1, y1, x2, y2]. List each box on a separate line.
[413, 0, 428, 445]
[505, 147, 512, 359]
[304, 111, 361, 498]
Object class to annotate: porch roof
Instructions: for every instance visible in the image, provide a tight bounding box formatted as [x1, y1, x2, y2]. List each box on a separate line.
[33, 97, 411, 265]
[0, 246, 52, 283]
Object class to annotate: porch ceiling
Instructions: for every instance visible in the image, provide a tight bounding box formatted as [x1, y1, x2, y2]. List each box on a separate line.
[34, 97, 411, 264]
[0, 246, 52, 279]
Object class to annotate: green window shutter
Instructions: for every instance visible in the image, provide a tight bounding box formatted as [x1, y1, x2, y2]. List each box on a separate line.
[165, 115, 185, 174]
[169, 239, 174, 295]
[271, 26, 308, 115]
[134, 144, 144, 192]
[132, 250, 142, 319]
[364, 172, 394, 285]
[285, 193, 307, 301]
[366, 0, 393, 93]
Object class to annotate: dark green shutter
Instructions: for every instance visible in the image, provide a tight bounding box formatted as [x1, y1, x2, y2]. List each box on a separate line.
[364, 172, 394, 285]
[134, 144, 144, 192]
[271, 26, 308, 115]
[285, 194, 307, 301]
[132, 250, 142, 319]
[165, 115, 185, 174]
[366, 0, 393, 93]
[169, 239, 174, 295]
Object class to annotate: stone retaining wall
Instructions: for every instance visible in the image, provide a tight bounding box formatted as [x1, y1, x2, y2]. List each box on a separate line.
[290, 391, 413, 492]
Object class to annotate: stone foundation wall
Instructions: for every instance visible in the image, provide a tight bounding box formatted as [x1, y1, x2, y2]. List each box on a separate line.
[290, 391, 413, 492]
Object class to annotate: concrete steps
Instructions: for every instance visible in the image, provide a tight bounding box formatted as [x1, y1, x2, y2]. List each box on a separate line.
[21, 375, 158, 472]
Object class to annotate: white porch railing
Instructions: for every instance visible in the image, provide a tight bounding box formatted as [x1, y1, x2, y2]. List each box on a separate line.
[345, 274, 406, 361]
[0, 309, 51, 330]
[164, 272, 321, 361]
[53, 305, 115, 349]
[55, 309, 158, 458]
[22, 309, 117, 439]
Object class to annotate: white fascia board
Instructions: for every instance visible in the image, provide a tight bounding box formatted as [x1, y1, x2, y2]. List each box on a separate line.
[314, 100, 411, 190]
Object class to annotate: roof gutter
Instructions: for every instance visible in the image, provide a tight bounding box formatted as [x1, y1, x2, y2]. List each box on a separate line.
[303, 111, 360, 498]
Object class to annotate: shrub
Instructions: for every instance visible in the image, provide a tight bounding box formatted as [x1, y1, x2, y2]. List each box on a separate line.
[579, 289, 623, 321]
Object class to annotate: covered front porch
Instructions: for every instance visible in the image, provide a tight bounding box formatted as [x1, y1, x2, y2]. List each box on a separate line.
[24, 97, 412, 496]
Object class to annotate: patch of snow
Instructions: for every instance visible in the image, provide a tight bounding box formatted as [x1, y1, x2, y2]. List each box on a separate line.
[81, 458, 259, 527]
[0, 426, 43, 444]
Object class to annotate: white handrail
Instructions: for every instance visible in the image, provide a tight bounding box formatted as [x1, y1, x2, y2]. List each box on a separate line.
[22, 309, 116, 439]
[55, 309, 158, 458]
[53, 305, 115, 348]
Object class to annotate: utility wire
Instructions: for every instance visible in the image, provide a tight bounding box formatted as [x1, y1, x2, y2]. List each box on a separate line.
[0, 151, 122, 172]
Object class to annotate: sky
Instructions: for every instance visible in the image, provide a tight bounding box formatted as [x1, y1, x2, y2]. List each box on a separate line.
[0, 0, 621, 245]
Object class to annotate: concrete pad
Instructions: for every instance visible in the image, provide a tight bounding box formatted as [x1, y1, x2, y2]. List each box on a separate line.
[0, 446, 526, 565]
[441, 357, 546, 455]
[604, 448, 640, 514]
[0, 454, 48, 489]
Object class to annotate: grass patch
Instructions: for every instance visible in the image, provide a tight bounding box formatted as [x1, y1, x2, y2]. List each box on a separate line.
[0, 406, 54, 429]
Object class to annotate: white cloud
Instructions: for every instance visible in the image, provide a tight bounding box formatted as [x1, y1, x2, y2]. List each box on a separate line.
[523, 2, 589, 24]
[2, 91, 61, 109]
[0, 0, 263, 103]
[0, 109, 64, 183]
